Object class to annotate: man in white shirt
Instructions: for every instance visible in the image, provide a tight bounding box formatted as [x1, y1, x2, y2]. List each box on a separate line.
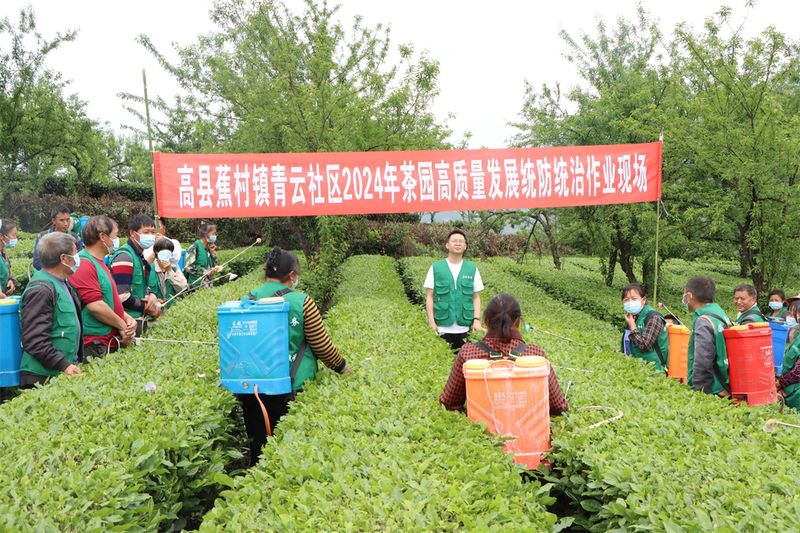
[424, 229, 484, 351]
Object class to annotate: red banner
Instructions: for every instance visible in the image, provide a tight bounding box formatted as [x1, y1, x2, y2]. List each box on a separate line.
[153, 142, 662, 218]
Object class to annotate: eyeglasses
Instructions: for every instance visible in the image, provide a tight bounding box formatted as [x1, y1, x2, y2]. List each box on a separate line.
[449, 239, 466, 244]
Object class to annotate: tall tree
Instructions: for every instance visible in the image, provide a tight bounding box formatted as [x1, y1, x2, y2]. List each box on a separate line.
[129, 0, 451, 305]
[512, 7, 679, 290]
[0, 7, 104, 202]
[670, 8, 800, 291]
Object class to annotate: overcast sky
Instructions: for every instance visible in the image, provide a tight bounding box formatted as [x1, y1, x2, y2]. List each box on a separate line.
[2, 0, 797, 149]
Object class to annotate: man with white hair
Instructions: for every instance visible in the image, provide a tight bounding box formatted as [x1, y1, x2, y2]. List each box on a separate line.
[19, 232, 83, 387]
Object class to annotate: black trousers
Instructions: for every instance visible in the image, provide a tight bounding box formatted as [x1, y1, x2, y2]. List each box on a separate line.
[83, 340, 120, 359]
[238, 392, 294, 465]
[441, 332, 469, 352]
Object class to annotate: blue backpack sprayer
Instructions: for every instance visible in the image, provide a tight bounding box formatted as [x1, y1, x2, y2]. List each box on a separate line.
[0, 296, 22, 388]
[217, 295, 293, 436]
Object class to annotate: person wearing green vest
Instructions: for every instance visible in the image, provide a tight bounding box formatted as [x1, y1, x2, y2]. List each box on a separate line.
[32, 204, 83, 270]
[18, 232, 83, 387]
[620, 283, 669, 374]
[766, 290, 788, 321]
[424, 229, 484, 351]
[69, 216, 137, 358]
[238, 247, 352, 465]
[184, 221, 222, 289]
[733, 284, 767, 325]
[685, 276, 733, 396]
[147, 238, 187, 310]
[110, 214, 161, 336]
[777, 300, 800, 409]
[786, 292, 800, 344]
[0, 219, 18, 299]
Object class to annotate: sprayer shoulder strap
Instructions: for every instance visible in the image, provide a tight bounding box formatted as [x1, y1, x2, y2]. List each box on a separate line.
[473, 340, 527, 360]
[702, 313, 731, 329]
[643, 311, 668, 371]
[509, 343, 528, 359]
[273, 287, 293, 298]
[700, 314, 732, 394]
[473, 341, 501, 358]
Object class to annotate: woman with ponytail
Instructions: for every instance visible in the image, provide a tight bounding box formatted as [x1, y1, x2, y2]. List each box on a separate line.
[239, 246, 352, 464]
[183, 221, 221, 287]
[439, 293, 569, 415]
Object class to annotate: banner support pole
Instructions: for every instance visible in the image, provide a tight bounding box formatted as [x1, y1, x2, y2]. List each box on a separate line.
[142, 68, 160, 232]
[653, 129, 664, 304]
[654, 199, 662, 304]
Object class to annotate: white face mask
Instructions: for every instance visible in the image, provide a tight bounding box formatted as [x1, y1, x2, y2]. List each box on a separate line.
[291, 276, 299, 290]
[63, 253, 80, 273]
[157, 250, 173, 262]
[104, 236, 119, 253]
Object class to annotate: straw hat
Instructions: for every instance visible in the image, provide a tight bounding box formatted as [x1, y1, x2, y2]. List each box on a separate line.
[786, 292, 800, 305]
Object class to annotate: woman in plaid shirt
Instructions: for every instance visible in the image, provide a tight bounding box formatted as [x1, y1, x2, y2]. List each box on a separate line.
[439, 294, 569, 414]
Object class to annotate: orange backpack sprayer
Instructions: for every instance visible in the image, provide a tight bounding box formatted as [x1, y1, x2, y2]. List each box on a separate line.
[463, 353, 551, 469]
[723, 322, 777, 406]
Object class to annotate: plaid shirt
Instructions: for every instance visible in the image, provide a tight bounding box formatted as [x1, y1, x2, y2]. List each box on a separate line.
[439, 336, 569, 414]
[629, 312, 666, 351]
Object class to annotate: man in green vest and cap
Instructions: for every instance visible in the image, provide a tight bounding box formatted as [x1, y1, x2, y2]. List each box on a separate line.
[621, 283, 669, 374]
[733, 284, 767, 325]
[424, 229, 484, 352]
[19, 232, 83, 387]
[110, 214, 161, 336]
[685, 276, 733, 396]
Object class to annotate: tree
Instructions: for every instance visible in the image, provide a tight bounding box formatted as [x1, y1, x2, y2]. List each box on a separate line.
[512, 6, 678, 290]
[129, 0, 451, 306]
[0, 7, 114, 205]
[669, 8, 800, 291]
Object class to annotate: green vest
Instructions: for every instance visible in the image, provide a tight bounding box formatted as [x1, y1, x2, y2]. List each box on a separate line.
[186, 240, 215, 286]
[111, 242, 147, 319]
[769, 307, 788, 320]
[687, 303, 731, 394]
[735, 305, 766, 325]
[79, 250, 116, 337]
[247, 281, 317, 391]
[148, 267, 176, 306]
[0, 250, 9, 290]
[19, 270, 81, 377]
[627, 305, 669, 373]
[781, 334, 800, 409]
[431, 259, 477, 327]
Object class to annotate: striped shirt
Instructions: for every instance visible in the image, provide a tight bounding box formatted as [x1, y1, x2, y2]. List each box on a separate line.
[302, 295, 347, 373]
[110, 245, 150, 313]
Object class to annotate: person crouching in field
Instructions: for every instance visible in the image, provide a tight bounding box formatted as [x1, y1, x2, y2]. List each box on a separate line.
[439, 293, 568, 415]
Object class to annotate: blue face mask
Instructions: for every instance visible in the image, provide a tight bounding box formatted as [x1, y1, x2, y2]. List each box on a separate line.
[208, 235, 217, 244]
[769, 302, 784, 311]
[157, 250, 173, 262]
[623, 300, 644, 315]
[786, 316, 798, 329]
[5, 238, 17, 249]
[138, 233, 156, 249]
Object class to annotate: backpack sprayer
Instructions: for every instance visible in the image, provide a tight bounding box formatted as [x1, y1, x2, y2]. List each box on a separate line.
[217, 296, 292, 437]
